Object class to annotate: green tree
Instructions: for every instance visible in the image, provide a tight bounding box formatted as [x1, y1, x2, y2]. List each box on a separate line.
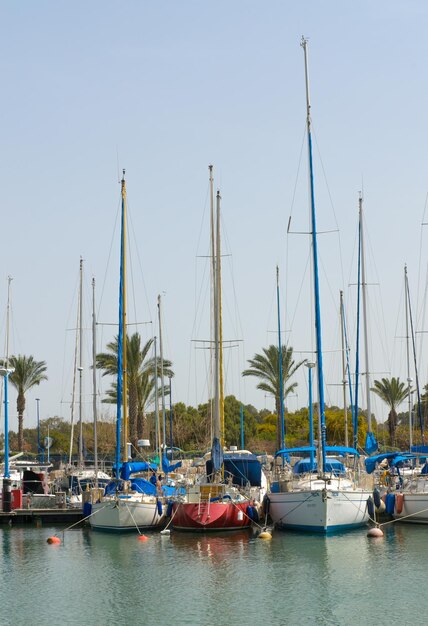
[96, 333, 173, 447]
[371, 377, 408, 447]
[3, 355, 48, 451]
[242, 345, 305, 450]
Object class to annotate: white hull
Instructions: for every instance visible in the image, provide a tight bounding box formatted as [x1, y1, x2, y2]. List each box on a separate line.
[269, 479, 371, 533]
[90, 496, 164, 532]
[393, 493, 428, 523]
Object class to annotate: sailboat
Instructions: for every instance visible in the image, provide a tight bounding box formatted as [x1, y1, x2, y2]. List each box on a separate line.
[267, 38, 372, 533]
[171, 166, 252, 531]
[90, 171, 164, 532]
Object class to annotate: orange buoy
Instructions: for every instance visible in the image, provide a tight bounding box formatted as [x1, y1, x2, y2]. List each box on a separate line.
[47, 536, 61, 545]
[137, 535, 149, 542]
[367, 527, 384, 538]
[395, 493, 404, 514]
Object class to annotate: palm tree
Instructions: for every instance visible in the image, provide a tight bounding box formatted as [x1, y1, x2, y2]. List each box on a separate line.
[242, 345, 305, 450]
[371, 377, 408, 447]
[96, 333, 173, 447]
[2, 355, 48, 451]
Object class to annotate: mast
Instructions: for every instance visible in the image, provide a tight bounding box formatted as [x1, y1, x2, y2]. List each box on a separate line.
[216, 190, 225, 448]
[115, 171, 126, 475]
[158, 295, 167, 451]
[340, 291, 349, 447]
[154, 337, 161, 463]
[406, 267, 424, 445]
[68, 302, 79, 465]
[92, 277, 98, 488]
[121, 172, 129, 459]
[78, 257, 84, 467]
[359, 194, 373, 434]
[405, 265, 413, 450]
[301, 36, 327, 475]
[210, 166, 219, 443]
[276, 266, 285, 450]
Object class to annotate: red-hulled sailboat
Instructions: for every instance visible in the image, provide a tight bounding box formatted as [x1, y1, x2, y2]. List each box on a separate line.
[172, 166, 252, 532]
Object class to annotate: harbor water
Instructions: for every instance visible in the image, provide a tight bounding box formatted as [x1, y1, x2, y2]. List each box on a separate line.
[1, 523, 427, 625]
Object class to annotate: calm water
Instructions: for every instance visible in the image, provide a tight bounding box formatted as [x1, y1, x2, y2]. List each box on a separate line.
[0, 522, 427, 625]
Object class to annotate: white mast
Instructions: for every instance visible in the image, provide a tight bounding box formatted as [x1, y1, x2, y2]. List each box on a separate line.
[340, 290, 349, 447]
[78, 257, 84, 467]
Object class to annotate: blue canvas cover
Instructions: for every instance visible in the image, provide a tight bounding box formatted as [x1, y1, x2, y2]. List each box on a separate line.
[161, 455, 182, 474]
[120, 462, 158, 480]
[104, 477, 157, 496]
[211, 437, 224, 473]
[206, 452, 262, 487]
[365, 431, 378, 455]
[293, 458, 346, 476]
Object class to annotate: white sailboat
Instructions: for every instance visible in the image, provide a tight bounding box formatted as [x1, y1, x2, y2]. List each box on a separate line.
[90, 171, 164, 532]
[267, 38, 371, 533]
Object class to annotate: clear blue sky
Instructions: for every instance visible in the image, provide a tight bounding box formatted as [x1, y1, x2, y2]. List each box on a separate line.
[1, 1, 428, 440]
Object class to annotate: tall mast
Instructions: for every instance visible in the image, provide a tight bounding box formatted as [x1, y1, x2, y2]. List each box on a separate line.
[158, 294, 167, 450]
[359, 194, 372, 433]
[340, 291, 349, 447]
[154, 336, 161, 463]
[78, 256, 84, 467]
[404, 265, 413, 450]
[115, 171, 126, 474]
[92, 277, 98, 487]
[121, 171, 129, 459]
[209, 165, 219, 442]
[276, 266, 285, 450]
[5, 276, 12, 369]
[301, 36, 327, 474]
[216, 190, 225, 447]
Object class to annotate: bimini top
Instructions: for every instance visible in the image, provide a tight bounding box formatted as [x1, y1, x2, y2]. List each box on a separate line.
[275, 445, 360, 460]
[293, 458, 346, 476]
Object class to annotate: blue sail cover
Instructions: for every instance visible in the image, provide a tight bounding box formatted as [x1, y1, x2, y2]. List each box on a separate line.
[120, 462, 158, 480]
[211, 437, 224, 473]
[365, 452, 408, 474]
[365, 431, 378, 455]
[293, 458, 346, 476]
[162, 455, 182, 474]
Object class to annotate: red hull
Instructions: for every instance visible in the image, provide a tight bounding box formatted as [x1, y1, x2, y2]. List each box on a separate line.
[172, 501, 252, 531]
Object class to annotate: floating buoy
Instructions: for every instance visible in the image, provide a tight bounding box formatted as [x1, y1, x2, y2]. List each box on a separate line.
[137, 534, 149, 542]
[160, 529, 170, 536]
[47, 536, 61, 545]
[367, 527, 384, 538]
[258, 531, 272, 540]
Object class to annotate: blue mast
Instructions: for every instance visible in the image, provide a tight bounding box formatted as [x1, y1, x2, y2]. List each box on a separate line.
[301, 37, 327, 475]
[276, 266, 285, 449]
[115, 170, 126, 478]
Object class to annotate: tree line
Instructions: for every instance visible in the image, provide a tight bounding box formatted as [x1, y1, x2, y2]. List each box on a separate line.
[2, 335, 427, 456]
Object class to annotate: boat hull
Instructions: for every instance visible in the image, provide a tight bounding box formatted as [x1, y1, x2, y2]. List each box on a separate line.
[393, 493, 428, 523]
[171, 501, 252, 532]
[90, 497, 164, 532]
[269, 487, 371, 533]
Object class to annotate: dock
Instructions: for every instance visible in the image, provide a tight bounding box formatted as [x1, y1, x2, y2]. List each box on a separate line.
[0, 508, 84, 525]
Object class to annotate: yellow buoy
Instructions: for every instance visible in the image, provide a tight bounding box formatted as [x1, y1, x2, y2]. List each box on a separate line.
[258, 531, 272, 540]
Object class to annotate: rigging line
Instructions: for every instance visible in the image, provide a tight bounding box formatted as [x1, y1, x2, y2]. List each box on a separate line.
[127, 198, 153, 330]
[287, 249, 312, 348]
[60, 268, 80, 406]
[97, 193, 121, 320]
[288, 122, 307, 228]
[417, 263, 428, 377]
[417, 192, 428, 319]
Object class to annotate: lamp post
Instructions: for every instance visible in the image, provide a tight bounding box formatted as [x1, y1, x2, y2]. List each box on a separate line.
[36, 398, 41, 459]
[0, 367, 14, 512]
[305, 361, 316, 470]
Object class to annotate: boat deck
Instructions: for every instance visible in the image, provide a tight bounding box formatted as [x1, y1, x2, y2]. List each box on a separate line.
[0, 508, 84, 525]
